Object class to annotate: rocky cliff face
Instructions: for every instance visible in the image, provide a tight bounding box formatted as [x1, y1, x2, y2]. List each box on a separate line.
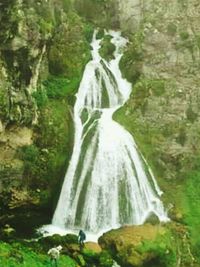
[0, 0, 92, 234]
[117, 1, 200, 176]
[114, 0, 200, 258]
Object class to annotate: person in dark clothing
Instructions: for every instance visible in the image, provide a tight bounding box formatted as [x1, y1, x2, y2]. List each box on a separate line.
[78, 230, 86, 247]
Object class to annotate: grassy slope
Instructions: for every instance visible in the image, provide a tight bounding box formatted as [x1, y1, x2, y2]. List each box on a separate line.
[0, 242, 76, 267]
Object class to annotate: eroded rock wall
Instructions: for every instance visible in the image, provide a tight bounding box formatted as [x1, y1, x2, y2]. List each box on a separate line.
[115, 0, 200, 255]
[0, 0, 91, 234]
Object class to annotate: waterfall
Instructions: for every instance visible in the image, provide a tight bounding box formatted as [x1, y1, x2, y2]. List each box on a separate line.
[50, 30, 168, 237]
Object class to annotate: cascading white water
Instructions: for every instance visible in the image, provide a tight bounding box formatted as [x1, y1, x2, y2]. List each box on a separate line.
[51, 30, 168, 236]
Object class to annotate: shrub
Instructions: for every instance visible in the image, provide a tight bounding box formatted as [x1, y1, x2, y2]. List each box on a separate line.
[43, 76, 80, 99]
[84, 23, 94, 42]
[32, 88, 48, 108]
[137, 235, 177, 267]
[119, 34, 143, 84]
[18, 145, 39, 164]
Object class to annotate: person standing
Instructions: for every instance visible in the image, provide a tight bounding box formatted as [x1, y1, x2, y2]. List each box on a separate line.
[48, 245, 62, 267]
[78, 230, 86, 247]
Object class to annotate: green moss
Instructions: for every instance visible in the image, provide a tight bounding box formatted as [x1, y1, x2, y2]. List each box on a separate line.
[167, 23, 177, 36]
[48, 11, 91, 78]
[84, 22, 95, 42]
[183, 160, 200, 263]
[129, 78, 165, 110]
[137, 232, 177, 267]
[18, 144, 39, 165]
[39, 233, 78, 249]
[32, 88, 48, 108]
[99, 251, 113, 267]
[99, 35, 116, 61]
[0, 241, 77, 267]
[96, 28, 105, 39]
[180, 31, 189, 40]
[119, 32, 144, 84]
[43, 75, 80, 99]
[0, 85, 9, 121]
[74, 0, 117, 28]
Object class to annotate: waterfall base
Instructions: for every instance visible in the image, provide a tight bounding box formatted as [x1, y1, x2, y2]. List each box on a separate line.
[38, 224, 113, 242]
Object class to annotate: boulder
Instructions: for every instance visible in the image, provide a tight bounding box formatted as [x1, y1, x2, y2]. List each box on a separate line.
[98, 224, 177, 267]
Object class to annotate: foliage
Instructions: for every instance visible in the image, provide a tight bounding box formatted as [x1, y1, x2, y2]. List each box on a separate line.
[184, 162, 200, 253]
[180, 31, 189, 40]
[119, 32, 144, 84]
[0, 241, 77, 267]
[99, 35, 116, 61]
[137, 233, 177, 267]
[74, 0, 117, 28]
[43, 76, 80, 99]
[0, 85, 9, 121]
[84, 22, 95, 42]
[48, 11, 91, 77]
[32, 88, 48, 108]
[167, 23, 177, 36]
[96, 28, 105, 39]
[99, 251, 113, 267]
[18, 145, 39, 163]
[129, 78, 165, 110]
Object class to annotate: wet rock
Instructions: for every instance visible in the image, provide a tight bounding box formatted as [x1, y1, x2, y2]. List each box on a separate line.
[144, 212, 160, 225]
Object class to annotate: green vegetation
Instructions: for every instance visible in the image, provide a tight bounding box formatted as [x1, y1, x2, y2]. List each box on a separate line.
[74, 0, 117, 28]
[119, 32, 144, 84]
[84, 23, 95, 42]
[96, 28, 105, 39]
[183, 157, 200, 264]
[0, 85, 8, 121]
[114, 77, 165, 115]
[180, 31, 189, 40]
[137, 233, 177, 267]
[99, 35, 116, 61]
[0, 241, 77, 267]
[43, 76, 80, 99]
[167, 23, 177, 36]
[48, 11, 91, 77]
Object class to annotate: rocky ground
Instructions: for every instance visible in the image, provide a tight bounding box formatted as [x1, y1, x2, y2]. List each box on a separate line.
[0, 222, 198, 267]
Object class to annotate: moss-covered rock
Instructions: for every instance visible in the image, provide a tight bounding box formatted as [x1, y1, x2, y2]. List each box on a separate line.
[119, 31, 144, 84]
[48, 11, 92, 78]
[99, 35, 116, 61]
[74, 0, 119, 29]
[98, 223, 196, 267]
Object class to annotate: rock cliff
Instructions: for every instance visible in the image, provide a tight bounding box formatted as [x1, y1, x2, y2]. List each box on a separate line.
[114, 0, 200, 261]
[0, 0, 92, 234]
